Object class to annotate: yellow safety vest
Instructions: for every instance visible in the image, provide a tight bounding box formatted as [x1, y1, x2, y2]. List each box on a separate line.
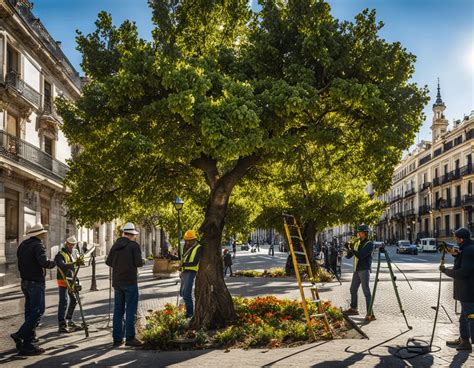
[353, 238, 361, 271]
[57, 250, 73, 287]
[181, 243, 201, 272]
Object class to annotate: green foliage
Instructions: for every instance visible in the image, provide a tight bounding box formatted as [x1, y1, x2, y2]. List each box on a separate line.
[142, 304, 188, 349]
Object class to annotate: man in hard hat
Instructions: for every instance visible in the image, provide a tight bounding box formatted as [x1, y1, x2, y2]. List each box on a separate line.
[106, 222, 144, 348]
[55, 236, 84, 333]
[11, 224, 56, 355]
[440, 227, 474, 351]
[179, 230, 202, 318]
[343, 224, 374, 320]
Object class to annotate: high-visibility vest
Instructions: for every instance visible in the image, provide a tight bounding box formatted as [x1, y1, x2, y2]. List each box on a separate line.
[353, 239, 362, 271]
[57, 249, 73, 288]
[181, 243, 201, 272]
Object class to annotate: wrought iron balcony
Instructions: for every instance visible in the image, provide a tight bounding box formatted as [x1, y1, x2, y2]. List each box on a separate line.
[463, 194, 474, 208]
[420, 182, 431, 191]
[418, 205, 432, 215]
[460, 164, 473, 176]
[404, 188, 416, 197]
[0, 130, 68, 182]
[433, 177, 441, 187]
[436, 198, 452, 210]
[5, 70, 41, 107]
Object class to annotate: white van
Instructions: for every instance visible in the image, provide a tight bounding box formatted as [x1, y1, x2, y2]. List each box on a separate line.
[420, 238, 437, 252]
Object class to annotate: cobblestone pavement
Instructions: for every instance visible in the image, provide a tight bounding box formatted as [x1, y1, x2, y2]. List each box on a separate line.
[0, 245, 472, 367]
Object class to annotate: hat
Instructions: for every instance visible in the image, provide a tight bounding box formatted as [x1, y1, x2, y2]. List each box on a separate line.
[183, 230, 197, 241]
[454, 227, 471, 240]
[66, 236, 78, 245]
[357, 224, 370, 233]
[123, 222, 139, 235]
[25, 224, 48, 238]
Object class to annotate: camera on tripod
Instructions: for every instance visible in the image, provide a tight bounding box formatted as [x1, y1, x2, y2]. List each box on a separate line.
[436, 240, 459, 254]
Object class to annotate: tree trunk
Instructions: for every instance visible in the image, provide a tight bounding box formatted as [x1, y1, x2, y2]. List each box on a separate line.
[190, 185, 236, 330]
[302, 219, 318, 276]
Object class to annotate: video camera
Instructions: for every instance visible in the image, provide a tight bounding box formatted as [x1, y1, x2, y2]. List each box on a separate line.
[436, 240, 460, 253]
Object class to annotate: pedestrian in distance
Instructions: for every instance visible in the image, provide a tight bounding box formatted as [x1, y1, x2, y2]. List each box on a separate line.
[343, 224, 375, 321]
[106, 222, 144, 348]
[179, 230, 202, 318]
[268, 243, 275, 256]
[440, 227, 474, 351]
[55, 236, 85, 333]
[223, 249, 233, 276]
[11, 224, 56, 355]
[232, 241, 237, 259]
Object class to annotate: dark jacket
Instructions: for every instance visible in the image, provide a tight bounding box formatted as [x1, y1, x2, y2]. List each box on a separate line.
[345, 238, 373, 271]
[17, 236, 56, 282]
[223, 252, 233, 267]
[106, 237, 143, 287]
[443, 239, 474, 302]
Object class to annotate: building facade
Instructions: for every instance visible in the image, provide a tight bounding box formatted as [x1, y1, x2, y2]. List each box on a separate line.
[322, 83, 474, 245]
[0, 0, 160, 286]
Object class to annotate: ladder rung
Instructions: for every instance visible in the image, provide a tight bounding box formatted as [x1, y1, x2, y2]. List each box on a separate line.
[310, 313, 325, 318]
[282, 213, 295, 218]
[290, 235, 302, 240]
[293, 251, 306, 255]
[298, 263, 310, 267]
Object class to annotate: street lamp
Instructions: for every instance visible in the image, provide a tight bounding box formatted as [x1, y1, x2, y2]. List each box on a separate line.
[173, 196, 184, 257]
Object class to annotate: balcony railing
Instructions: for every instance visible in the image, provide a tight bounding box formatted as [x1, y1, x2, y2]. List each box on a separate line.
[391, 194, 401, 203]
[463, 194, 474, 207]
[433, 177, 441, 187]
[420, 182, 431, 191]
[460, 164, 473, 176]
[404, 188, 416, 197]
[419, 205, 432, 215]
[404, 208, 415, 217]
[437, 198, 452, 210]
[0, 130, 68, 182]
[454, 197, 462, 207]
[6, 70, 41, 107]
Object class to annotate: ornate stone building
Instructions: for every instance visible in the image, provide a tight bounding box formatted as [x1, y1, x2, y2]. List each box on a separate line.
[322, 82, 474, 245]
[0, 0, 161, 286]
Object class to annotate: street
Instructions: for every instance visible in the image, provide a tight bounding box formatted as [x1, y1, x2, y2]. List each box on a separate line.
[0, 245, 471, 367]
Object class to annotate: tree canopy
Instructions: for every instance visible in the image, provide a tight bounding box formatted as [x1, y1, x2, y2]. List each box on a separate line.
[58, 0, 428, 328]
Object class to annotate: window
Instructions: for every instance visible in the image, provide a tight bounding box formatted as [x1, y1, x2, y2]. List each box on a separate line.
[44, 136, 53, 156]
[41, 198, 50, 230]
[7, 46, 19, 73]
[445, 215, 450, 235]
[5, 188, 19, 241]
[444, 164, 448, 175]
[44, 81, 52, 113]
[455, 214, 461, 230]
[435, 168, 439, 178]
[6, 113, 19, 154]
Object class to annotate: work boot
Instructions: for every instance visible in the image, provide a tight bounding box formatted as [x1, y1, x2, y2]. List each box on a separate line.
[112, 340, 123, 348]
[19, 345, 45, 356]
[125, 338, 144, 347]
[446, 337, 462, 346]
[67, 321, 83, 331]
[364, 313, 376, 321]
[10, 333, 22, 351]
[343, 308, 359, 316]
[456, 339, 472, 351]
[58, 322, 69, 333]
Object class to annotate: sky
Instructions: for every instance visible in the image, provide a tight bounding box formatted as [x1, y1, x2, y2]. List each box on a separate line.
[31, 0, 474, 144]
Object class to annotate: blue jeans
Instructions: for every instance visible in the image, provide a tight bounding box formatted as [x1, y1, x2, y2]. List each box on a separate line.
[58, 286, 77, 323]
[16, 281, 45, 349]
[459, 302, 474, 343]
[179, 271, 196, 318]
[350, 270, 371, 313]
[113, 284, 139, 342]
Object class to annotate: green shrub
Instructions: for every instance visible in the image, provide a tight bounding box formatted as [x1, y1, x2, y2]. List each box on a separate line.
[214, 326, 246, 347]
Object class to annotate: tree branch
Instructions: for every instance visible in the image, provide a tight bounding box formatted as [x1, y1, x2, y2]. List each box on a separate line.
[191, 154, 220, 189]
[220, 153, 261, 193]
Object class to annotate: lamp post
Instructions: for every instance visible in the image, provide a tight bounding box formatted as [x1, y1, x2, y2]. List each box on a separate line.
[173, 196, 184, 258]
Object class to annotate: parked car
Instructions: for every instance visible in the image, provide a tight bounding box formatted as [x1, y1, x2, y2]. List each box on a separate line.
[396, 240, 410, 247]
[420, 238, 437, 252]
[396, 243, 418, 255]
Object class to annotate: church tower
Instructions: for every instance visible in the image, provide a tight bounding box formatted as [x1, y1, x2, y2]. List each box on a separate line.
[431, 78, 448, 142]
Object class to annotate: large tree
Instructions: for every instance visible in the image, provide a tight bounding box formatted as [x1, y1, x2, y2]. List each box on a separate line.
[58, 0, 427, 329]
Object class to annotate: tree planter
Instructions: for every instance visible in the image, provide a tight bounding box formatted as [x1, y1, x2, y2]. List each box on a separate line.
[153, 258, 179, 278]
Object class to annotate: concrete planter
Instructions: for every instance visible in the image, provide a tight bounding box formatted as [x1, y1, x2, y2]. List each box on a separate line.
[153, 258, 179, 278]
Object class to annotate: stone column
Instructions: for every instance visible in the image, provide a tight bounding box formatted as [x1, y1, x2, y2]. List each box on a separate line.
[0, 182, 6, 264]
[105, 222, 114, 255]
[98, 223, 106, 256]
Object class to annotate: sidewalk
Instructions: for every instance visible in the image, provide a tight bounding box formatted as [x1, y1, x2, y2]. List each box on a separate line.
[0, 249, 472, 367]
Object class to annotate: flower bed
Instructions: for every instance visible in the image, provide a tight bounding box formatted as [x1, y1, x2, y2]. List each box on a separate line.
[142, 296, 349, 350]
[233, 267, 334, 283]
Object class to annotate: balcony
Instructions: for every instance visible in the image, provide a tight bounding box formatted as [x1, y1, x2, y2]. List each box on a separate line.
[391, 194, 401, 203]
[393, 212, 404, 220]
[5, 70, 41, 107]
[460, 164, 474, 176]
[404, 188, 416, 197]
[0, 130, 68, 182]
[418, 205, 432, 215]
[441, 174, 449, 184]
[436, 198, 452, 210]
[433, 177, 441, 187]
[463, 194, 474, 208]
[454, 197, 462, 207]
[420, 182, 431, 191]
[404, 208, 416, 217]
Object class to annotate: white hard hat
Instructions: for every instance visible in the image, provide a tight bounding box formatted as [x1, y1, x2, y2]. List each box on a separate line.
[66, 236, 78, 245]
[123, 222, 139, 235]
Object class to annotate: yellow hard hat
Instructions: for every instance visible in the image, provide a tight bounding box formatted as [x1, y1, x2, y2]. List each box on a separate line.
[183, 230, 197, 241]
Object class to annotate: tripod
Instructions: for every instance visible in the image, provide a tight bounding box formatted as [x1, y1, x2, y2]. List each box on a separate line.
[367, 245, 412, 330]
